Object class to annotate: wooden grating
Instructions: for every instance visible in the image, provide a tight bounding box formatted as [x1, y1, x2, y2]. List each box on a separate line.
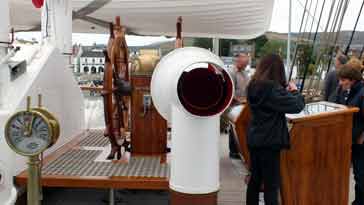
[42, 150, 169, 178]
[78, 130, 110, 147]
[16, 129, 169, 190]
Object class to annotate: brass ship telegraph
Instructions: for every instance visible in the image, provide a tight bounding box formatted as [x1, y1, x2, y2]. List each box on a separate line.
[4, 94, 60, 205]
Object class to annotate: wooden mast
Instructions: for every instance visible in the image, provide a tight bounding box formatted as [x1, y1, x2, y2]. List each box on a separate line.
[175, 16, 183, 48]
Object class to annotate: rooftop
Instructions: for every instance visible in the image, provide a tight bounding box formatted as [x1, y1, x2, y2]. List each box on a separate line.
[80, 50, 105, 58]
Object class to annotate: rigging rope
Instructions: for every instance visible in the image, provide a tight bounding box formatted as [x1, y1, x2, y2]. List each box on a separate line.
[302, 0, 314, 40]
[321, 0, 345, 74]
[288, 0, 310, 81]
[305, 0, 329, 91]
[297, 0, 326, 31]
[313, 0, 327, 46]
[300, 0, 338, 93]
[344, 0, 364, 55]
[307, 0, 320, 40]
[312, 0, 350, 94]
[325, 0, 350, 72]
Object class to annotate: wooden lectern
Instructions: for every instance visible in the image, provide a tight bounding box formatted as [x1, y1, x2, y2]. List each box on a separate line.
[225, 104, 251, 166]
[226, 101, 358, 205]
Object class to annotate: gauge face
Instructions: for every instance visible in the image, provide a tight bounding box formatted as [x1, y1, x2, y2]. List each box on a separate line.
[5, 111, 52, 156]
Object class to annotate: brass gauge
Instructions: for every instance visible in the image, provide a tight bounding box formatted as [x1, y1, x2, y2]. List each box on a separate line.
[32, 108, 59, 148]
[4, 95, 60, 156]
[5, 110, 53, 156]
[32, 94, 60, 147]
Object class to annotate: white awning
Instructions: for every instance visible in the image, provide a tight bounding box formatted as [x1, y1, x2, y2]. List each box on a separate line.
[10, 0, 275, 39]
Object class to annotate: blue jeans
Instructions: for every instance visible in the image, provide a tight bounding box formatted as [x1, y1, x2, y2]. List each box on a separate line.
[352, 144, 364, 205]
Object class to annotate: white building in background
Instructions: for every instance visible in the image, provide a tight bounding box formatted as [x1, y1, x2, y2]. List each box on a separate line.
[79, 50, 105, 74]
[71, 44, 106, 75]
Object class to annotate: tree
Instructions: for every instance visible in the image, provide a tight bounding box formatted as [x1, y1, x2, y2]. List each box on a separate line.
[254, 35, 268, 58]
[260, 40, 287, 58]
[297, 43, 315, 77]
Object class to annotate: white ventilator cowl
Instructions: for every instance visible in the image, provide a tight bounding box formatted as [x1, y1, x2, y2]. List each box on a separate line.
[151, 47, 234, 122]
[151, 47, 234, 194]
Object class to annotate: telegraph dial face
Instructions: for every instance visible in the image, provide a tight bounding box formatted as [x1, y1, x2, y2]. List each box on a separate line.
[5, 111, 52, 156]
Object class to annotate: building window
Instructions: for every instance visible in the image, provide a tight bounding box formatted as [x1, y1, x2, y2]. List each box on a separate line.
[92, 58, 95, 63]
[91, 66, 97, 74]
[99, 67, 104, 73]
[100, 58, 103, 63]
[85, 58, 88, 63]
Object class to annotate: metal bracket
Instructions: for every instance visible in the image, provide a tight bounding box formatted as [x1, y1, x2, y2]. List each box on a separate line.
[140, 94, 152, 117]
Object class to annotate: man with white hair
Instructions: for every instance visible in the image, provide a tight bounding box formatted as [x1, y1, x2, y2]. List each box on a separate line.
[228, 52, 250, 159]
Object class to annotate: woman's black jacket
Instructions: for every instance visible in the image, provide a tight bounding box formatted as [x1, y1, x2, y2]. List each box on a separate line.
[247, 81, 305, 150]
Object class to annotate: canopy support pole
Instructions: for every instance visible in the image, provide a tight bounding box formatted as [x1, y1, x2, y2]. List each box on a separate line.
[41, 0, 73, 54]
[213, 38, 220, 56]
[109, 189, 115, 205]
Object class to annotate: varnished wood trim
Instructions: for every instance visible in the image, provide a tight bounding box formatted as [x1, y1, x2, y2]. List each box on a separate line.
[287, 108, 359, 123]
[16, 175, 168, 190]
[80, 86, 103, 92]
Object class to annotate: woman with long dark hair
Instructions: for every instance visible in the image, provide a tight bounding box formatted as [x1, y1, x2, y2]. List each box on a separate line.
[246, 54, 305, 205]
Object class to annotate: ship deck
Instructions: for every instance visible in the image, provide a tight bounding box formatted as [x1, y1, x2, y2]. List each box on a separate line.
[15, 129, 248, 204]
[16, 129, 170, 190]
[15, 96, 356, 204]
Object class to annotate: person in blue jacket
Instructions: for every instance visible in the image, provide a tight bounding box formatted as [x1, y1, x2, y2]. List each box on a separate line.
[335, 64, 364, 205]
[246, 54, 305, 205]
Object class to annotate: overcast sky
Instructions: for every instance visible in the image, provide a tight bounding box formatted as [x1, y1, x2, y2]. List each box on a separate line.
[16, 0, 364, 46]
[270, 0, 364, 33]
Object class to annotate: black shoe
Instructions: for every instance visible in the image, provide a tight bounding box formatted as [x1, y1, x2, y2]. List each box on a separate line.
[229, 153, 241, 160]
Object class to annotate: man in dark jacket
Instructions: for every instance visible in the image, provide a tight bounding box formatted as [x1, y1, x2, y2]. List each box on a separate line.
[324, 54, 348, 102]
[335, 65, 364, 205]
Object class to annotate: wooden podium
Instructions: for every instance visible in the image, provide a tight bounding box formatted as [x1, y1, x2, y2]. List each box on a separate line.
[226, 101, 358, 205]
[131, 73, 167, 155]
